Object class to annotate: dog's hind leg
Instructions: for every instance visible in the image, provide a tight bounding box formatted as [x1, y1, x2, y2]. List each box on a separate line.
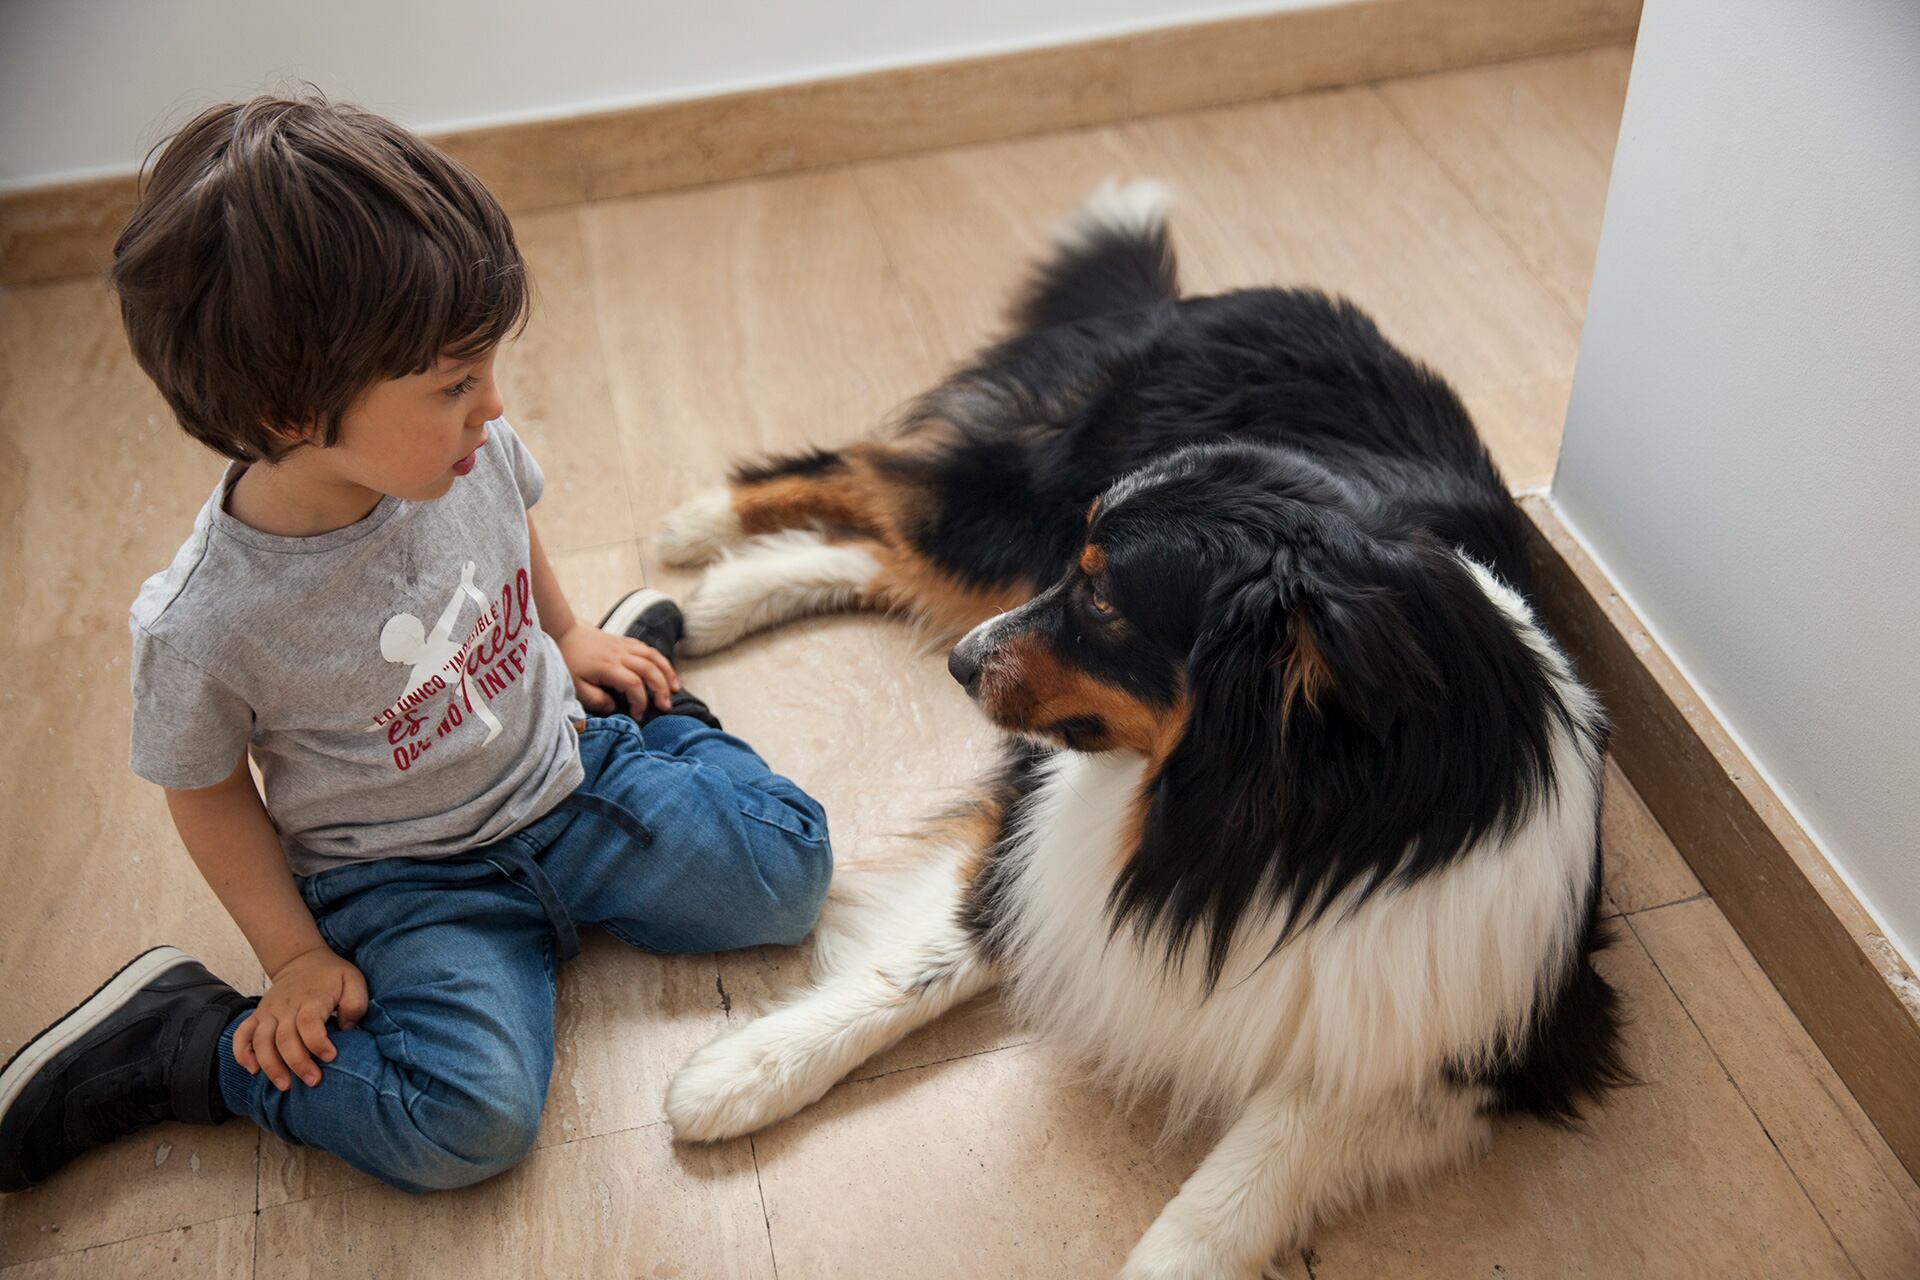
[678, 523, 1030, 655]
[655, 486, 750, 568]
[656, 445, 894, 568]
[677, 530, 884, 655]
[1121, 1083, 1489, 1280]
[664, 848, 998, 1142]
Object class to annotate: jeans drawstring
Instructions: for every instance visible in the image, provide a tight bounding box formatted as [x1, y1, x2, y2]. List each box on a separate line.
[480, 842, 582, 962]
[473, 791, 655, 963]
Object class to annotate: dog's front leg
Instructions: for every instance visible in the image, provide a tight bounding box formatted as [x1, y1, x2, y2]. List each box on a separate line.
[1120, 1083, 1489, 1280]
[665, 861, 997, 1141]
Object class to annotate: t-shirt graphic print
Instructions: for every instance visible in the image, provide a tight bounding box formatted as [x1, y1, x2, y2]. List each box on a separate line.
[371, 558, 535, 764]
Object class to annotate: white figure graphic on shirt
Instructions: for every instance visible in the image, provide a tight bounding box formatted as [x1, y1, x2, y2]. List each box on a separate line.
[378, 561, 503, 743]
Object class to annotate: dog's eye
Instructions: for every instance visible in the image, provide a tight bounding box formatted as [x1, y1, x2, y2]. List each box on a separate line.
[1089, 589, 1115, 617]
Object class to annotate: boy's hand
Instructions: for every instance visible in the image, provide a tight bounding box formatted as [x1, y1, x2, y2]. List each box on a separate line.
[232, 946, 369, 1091]
[556, 623, 679, 714]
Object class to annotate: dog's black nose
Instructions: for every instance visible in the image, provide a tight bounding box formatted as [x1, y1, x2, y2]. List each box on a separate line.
[948, 645, 981, 692]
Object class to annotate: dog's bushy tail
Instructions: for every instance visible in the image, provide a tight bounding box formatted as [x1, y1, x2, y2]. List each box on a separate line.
[1010, 177, 1179, 332]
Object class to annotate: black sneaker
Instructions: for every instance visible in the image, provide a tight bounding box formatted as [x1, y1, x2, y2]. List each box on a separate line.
[0, 946, 255, 1193]
[596, 589, 722, 729]
[599, 588, 685, 662]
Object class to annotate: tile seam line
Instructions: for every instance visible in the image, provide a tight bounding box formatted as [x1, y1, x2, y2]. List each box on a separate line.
[546, 531, 647, 561]
[1368, 81, 1589, 335]
[1619, 908, 1868, 1280]
[0, 1205, 259, 1274]
[845, 160, 948, 380]
[556, 201, 646, 546]
[251, 1119, 676, 1216]
[1619, 890, 1711, 917]
[749, 1133, 780, 1280]
[849, 1036, 1041, 1087]
[573, 203, 659, 543]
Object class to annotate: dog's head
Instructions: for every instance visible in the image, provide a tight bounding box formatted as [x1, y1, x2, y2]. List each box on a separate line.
[945, 496, 1201, 757]
[947, 442, 1423, 755]
[949, 442, 1577, 981]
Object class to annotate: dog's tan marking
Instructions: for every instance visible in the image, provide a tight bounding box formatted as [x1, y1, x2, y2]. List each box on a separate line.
[987, 632, 1187, 756]
[729, 444, 900, 539]
[1281, 618, 1333, 722]
[948, 787, 1011, 891]
[1122, 691, 1191, 871]
[1078, 543, 1107, 577]
[723, 433, 1032, 639]
[870, 544, 1032, 639]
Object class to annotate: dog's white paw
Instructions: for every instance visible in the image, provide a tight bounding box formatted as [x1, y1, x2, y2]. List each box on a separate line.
[677, 574, 751, 656]
[676, 532, 877, 656]
[655, 488, 743, 567]
[1116, 1245, 1240, 1280]
[665, 1017, 835, 1142]
[1120, 1221, 1263, 1280]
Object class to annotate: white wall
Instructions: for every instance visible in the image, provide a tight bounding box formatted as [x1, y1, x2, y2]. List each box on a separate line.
[1554, 0, 1920, 962]
[0, 0, 1325, 190]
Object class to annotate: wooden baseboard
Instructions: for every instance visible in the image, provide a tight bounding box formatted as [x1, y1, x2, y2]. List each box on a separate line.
[0, 0, 1640, 288]
[1520, 495, 1920, 1183]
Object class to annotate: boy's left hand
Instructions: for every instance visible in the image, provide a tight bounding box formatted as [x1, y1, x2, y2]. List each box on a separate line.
[557, 624, 679, 714]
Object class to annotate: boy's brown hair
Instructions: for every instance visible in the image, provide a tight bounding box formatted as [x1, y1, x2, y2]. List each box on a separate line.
[110, 93, 528, 463]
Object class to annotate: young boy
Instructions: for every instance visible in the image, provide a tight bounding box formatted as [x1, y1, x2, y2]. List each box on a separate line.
[0, 95, 831, 1195]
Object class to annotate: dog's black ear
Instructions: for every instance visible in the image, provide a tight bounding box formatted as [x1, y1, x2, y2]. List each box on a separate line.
[1274, 567, 1438, 741]
[1109, 545, 1439, 986]
[1191, 538, 1438, 746]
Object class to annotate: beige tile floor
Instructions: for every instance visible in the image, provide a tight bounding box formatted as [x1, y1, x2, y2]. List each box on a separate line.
[2, 45, 1917, 1279]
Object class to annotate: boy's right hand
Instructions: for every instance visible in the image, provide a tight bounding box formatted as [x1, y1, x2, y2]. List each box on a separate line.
[232, 945, 370, 1091]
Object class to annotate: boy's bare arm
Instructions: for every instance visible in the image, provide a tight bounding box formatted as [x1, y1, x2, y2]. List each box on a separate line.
[166, 758, 324, 973]
[527, 512, 678, 713]
[165, 759, 367, 1091]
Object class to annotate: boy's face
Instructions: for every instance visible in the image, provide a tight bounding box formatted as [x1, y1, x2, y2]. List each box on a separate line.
[312, 348, 506, 502]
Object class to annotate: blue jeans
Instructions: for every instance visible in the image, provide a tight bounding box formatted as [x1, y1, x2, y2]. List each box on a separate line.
[216, 714, 830, 1193]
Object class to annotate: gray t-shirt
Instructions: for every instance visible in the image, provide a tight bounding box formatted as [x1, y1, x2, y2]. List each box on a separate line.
[129, 418, 586, 875]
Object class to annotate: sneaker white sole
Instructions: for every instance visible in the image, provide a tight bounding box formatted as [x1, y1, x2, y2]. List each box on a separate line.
[0, 945, 197, 1121]
[599, 588, 675, 639]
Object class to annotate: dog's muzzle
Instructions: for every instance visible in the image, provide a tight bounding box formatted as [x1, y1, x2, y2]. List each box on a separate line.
[949, 612, 1009, 696]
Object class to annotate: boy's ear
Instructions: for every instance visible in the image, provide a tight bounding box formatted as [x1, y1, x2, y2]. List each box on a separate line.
[259, 418, 319, 456]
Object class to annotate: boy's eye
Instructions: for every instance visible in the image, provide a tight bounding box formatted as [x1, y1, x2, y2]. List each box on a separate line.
[442, 375, 478, 399]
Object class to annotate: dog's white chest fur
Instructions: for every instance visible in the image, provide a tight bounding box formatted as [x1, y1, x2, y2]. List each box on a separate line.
[995, 739, 1597, 1124]
[996, 751, 1287, 1120]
